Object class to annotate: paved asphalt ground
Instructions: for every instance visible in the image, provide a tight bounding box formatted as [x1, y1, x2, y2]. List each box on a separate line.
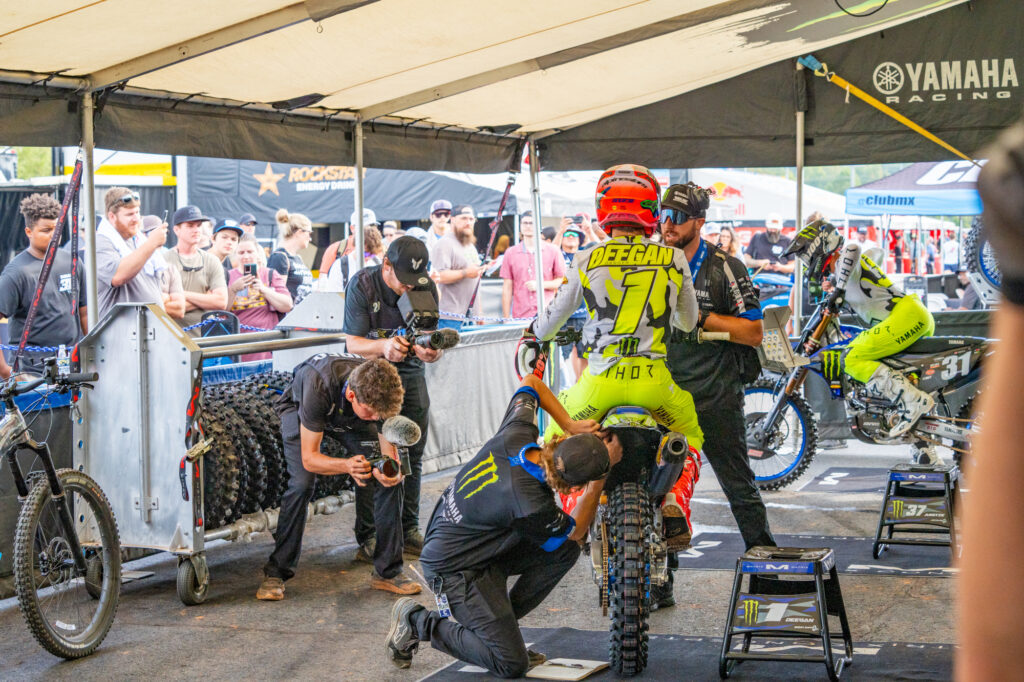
[0, 440, 956, 680]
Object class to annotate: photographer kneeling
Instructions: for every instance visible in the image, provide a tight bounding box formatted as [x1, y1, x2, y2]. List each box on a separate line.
[385, 374, 622, 678]
[257, 354, 422, 600]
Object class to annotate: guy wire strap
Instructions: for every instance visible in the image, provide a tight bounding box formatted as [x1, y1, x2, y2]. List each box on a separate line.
[797, 54, 981, 167]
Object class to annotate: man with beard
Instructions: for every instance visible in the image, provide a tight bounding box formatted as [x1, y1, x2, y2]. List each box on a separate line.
[430, 204, 486, 330]
[745, 212, 795, 274]
[657, 182, 775, 609]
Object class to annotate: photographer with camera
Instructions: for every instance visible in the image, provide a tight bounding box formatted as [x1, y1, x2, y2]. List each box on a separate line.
[385, 373, 619, 677]
[344, 236, 445, 559]
[257, 355, 421, 600]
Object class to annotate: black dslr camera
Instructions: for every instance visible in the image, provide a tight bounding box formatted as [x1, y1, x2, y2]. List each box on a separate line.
[372, 290, 461, 351]
[359, 415, 422, 478]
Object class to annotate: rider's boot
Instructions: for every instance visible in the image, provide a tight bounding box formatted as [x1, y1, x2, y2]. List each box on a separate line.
[663, 448, 702, 550]
[866, 365, 934, 438]
[911, 443, 946, 467]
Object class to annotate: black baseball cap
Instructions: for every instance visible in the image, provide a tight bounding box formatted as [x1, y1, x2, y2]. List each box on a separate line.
[385, 236, 431, 287]
[213, 218, 244, 236]
[452, 204, 474, 217]
[172, 205, 209, 226]
[239, 213, 258, 225]
[554, 434, 610, 486]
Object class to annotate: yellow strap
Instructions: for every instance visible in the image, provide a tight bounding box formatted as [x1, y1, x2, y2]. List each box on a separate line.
[816, 64, 980, 167]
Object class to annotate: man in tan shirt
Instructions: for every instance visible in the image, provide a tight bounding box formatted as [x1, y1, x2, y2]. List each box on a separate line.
[163, 205, 227, 335]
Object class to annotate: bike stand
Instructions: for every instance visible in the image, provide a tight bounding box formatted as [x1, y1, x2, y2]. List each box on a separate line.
[872, 462, 961, 560]
[719, 546, 853, 681]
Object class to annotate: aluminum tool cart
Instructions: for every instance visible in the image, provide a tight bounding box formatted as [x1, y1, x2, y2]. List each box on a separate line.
[74, 296, 347, 604]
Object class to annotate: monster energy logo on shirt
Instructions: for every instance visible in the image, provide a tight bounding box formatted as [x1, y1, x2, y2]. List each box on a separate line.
[457, 453, 498, 499]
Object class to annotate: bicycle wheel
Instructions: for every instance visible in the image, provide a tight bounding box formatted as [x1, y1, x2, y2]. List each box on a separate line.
[14, 469, 121, 659]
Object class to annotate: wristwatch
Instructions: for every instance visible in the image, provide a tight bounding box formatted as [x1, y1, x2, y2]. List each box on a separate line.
[697, 310, 710, 329]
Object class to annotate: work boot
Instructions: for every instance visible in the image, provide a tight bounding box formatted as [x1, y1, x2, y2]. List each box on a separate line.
[404, 530, 425, 557]
[866, 365, 934, 438]
[371, 570, 423, 595]
[527, 649, 547, 669]
[256, 576, 285, 601]
[385, 597, 424, 669]
[355, 537, 376, 564]
[911, 444, 945, 467]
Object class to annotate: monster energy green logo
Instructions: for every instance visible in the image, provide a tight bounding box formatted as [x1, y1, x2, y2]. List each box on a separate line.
[822, 349, 843, 383]
[741, 598, 759, 626]
[891, 499, 905, 518]
[457, 453, 499, 499]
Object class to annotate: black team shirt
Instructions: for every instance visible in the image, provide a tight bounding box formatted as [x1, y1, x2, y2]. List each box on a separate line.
[419, 386, 575, 574]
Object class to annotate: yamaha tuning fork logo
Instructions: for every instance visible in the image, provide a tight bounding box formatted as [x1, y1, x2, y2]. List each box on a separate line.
[872, 58, 1019, 104]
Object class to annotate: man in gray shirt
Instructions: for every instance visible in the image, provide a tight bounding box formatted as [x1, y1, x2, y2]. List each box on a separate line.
[429, 204, 485, 331]
[94, 187, 169, 322]
[0, 194, 88, 376]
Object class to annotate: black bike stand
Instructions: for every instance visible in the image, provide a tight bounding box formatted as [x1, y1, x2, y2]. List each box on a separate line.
[872, 462, 961, 560]
[719, 546, 853, 681]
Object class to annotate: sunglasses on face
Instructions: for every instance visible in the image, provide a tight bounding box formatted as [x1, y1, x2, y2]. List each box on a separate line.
[661, 209, 692, 225]
[432, 211, 451, 218]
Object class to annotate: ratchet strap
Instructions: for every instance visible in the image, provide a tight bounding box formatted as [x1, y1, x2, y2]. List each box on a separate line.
[798, 54, 980, 167]
[13, 150, 85, 372]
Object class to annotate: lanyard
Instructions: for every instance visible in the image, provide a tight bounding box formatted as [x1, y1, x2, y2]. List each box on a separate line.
[687, 239, 708, 284]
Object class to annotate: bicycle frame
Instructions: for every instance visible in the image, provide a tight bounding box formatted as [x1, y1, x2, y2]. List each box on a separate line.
[2, 393, 89, 574]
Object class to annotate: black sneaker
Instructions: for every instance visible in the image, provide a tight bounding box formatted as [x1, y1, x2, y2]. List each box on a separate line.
[527, 649, 547, 669]
[355, 537, 376, 564]
[404, 530, 425, 557]
[649, 580, 676, 611]
[386, 597, 423, 669]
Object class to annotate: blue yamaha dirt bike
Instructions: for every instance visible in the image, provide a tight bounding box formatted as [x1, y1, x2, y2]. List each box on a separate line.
[744, 297, 987, 490]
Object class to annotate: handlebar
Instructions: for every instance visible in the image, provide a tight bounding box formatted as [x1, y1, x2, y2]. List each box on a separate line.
[0, 371, 99, 400]
[698, 331, 731, 342]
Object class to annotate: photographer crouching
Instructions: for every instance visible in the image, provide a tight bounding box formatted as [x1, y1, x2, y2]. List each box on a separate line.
[257, 355, 422, 599]
[384, 374, 621, 678]
[344, 236, 450, 560]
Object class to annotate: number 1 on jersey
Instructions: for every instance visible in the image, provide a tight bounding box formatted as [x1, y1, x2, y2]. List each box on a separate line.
[611, 269, 657, 335]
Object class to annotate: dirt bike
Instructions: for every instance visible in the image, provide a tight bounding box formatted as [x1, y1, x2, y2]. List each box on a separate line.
[519, 327, 720, 676]
[744, 300, 987, 491]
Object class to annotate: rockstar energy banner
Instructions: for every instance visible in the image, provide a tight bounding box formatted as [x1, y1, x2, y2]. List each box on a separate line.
[187, 156, 516, 236]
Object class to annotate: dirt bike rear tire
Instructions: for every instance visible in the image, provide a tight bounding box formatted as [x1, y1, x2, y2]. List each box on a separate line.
[606, 482, 651, 677]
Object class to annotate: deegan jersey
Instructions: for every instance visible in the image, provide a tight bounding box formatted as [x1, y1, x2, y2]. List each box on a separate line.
[534, 235, 698, 373]
[834, 242, 904, 327]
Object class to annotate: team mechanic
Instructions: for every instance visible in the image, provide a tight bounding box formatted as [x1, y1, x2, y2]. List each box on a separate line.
[384, 373, 620, 678]
[345, 236, 442, 558]
[785, 221, 938, 461]
[257, 355, 419, 600]
[656, 183, 777, 608]
[529, 164, 704, 548]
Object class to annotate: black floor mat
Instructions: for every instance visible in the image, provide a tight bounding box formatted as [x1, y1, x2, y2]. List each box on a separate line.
[798, 466, 891, 494]
[677, 533, 954, 578]
[421, 627, 953, 681]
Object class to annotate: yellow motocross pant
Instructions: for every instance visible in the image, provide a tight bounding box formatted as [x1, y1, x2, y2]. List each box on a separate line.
[543, 356, 704, 451]
[844, 294, 936, 383]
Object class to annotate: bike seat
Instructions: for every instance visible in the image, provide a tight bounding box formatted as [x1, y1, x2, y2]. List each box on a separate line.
[602, 406, 658, 430]
[901, 335, 987, 355]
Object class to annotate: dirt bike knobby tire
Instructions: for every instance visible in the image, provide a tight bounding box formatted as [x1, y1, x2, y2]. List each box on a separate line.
[607, 482, 651, 676]
[745, 379, 819, 491]
[14, 469, 121, 659]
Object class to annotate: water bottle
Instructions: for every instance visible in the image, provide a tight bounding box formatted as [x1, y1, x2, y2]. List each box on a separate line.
[57, 344, 70, 377]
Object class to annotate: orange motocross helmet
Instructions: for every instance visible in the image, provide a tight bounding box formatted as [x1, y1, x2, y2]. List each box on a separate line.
[595, 164, 661, 237]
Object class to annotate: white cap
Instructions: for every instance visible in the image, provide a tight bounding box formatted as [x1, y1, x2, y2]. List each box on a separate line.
[350, 208, 378, 226]
[766, 212, 783, 229]
[702, 222, 722, 235]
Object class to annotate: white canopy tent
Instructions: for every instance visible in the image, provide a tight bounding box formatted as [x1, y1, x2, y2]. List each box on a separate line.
[0, 0, 970, 323]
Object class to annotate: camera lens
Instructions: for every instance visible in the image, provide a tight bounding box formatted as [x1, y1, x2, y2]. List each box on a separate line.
[375, 458, 401, 478]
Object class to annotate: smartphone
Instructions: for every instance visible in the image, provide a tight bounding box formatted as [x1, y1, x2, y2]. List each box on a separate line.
[244, 263, 258, 279]
[572, 214, 584, 225]
[162, 209, 169, 224]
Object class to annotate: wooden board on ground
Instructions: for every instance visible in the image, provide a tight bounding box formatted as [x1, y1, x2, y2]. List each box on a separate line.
[526, 658, 609, 680]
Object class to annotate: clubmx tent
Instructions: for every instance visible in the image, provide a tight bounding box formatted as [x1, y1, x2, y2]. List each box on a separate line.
[0, 0, 1015, 323]
[845, 161, 983, 216]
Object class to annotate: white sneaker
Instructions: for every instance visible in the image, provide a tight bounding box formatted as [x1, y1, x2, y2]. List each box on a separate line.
[866, 366, 934, 438]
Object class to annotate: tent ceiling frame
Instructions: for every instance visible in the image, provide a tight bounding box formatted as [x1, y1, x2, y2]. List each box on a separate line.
[87, 0, 377, 91]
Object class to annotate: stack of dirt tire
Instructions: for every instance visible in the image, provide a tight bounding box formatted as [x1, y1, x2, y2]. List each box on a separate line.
[199, 371, 354, 530]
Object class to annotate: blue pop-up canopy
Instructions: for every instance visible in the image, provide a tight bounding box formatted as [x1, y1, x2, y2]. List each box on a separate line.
[845, 161, 984, 216]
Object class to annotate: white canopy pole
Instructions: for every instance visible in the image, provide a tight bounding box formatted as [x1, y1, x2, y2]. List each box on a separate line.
[793, 62, 805, 334]
[528, 138, 545, 317]
[82, 93, 98, 329]
[353, 117, 365, 275]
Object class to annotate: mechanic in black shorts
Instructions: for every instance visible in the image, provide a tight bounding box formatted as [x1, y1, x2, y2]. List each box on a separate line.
[256, 354, 421, 600]
[657, 183, 776, 608]
[384, 373, 622, 678]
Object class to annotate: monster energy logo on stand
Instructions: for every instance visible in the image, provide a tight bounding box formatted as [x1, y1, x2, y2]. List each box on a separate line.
[742, 598, 759, 626]
[457, 453, 498, 499]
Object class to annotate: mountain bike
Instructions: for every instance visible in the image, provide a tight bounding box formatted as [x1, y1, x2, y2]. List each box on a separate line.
[4, 364, 120, 658]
